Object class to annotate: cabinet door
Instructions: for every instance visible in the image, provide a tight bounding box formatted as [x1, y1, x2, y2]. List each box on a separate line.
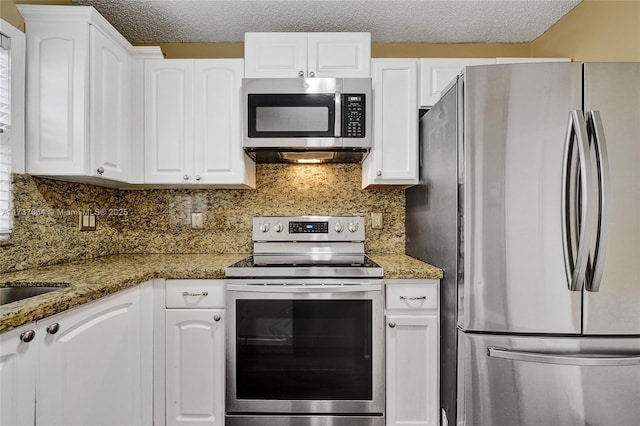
[0, 323, 37, 426]
[24, 22, 89, 175]
[419, 58, 495, 107]
[307, 32, 371, 78]
[193, 60, 255, 187]
[363, 59, 418, 187]
[90, 26, 131, 182]
[37, 287, 144, 426]
[244, 33, 307, 78]
[386, 315, 439, 426]
[166, 309, 225, 426]
[145, 60, 194, 183]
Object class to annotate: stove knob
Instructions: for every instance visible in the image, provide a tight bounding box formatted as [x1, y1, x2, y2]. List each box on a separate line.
[259, 223, 270, 232]
[348, 222, 359, 233]
[274, 223, 284, 233]
[334, 223, 344, 233]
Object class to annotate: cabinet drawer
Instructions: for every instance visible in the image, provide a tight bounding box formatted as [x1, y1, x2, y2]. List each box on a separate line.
[386, 283, 438, 311]
[166, 280, 225, 308]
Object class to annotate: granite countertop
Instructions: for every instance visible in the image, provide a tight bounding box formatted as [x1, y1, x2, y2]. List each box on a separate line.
[369, 254, 443, 280]
[0, 253, 441, 333]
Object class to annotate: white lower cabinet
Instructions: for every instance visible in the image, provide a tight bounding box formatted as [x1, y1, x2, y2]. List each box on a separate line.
[0, 323, 37, 426]
[166, 309, 225, 426]
[36, 285, 151, 425]
[165, 280, 226, 426]
[385, 280, 439, 426]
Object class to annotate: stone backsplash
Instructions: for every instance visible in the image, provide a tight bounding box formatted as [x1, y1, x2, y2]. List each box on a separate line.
[1, 164, 405, 273]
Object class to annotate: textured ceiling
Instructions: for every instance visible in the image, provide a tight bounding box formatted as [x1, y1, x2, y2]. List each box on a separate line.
[70, 0, 581, 44]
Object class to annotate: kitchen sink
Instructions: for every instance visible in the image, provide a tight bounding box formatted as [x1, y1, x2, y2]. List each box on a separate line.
[0, 284, 69, 306]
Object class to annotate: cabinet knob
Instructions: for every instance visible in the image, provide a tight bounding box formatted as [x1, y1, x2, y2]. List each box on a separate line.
[388, 321, 396, 329]
[309, 71, 315, 77]
[376, 170, 382, 177]
[195, 175, 201, 181]
[46, 323, 60, 335]
[183, 174, 190, 181]
[214, 314, 221, 322]
[20, 330, 36, 343]
[97, 166, 104, 175]
[298, 70, 304, 77]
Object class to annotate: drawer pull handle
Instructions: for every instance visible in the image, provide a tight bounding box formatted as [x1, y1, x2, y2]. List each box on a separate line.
[400, 296, 426, 300]
[182, 292, 209, 297]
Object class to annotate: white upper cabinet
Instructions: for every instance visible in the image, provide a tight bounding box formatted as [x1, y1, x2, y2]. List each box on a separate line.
[419, 58, 495, 107]
[307, 33, 371, 78]
[144, 59, 255, 187]
[18, 5, 162, 185]
[363, 59, 419, 188]
[244, 32, 371, 78]
[90, 26, 131, 182]
[145, 60, 193, 184]
[244, 33, 307, 78]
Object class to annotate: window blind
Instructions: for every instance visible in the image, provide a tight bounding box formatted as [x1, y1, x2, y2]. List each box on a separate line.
[0, 33, 12, 239]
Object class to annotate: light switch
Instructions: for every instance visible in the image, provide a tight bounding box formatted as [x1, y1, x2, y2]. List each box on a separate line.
[78, 213, 97, 231]
[191, 212, 204, 229]
[371, 212, 383, 229]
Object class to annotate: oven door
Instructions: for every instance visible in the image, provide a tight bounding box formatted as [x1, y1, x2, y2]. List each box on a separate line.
[226, 281, 384, 416]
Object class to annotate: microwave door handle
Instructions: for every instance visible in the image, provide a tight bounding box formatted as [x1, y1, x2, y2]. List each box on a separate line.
[334, 91, 342, 137]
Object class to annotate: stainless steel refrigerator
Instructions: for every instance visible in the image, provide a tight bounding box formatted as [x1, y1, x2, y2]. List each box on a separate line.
[406, 62, 640, 426]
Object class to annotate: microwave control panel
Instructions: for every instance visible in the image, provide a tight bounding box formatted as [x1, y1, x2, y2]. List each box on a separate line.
[343, 94, 365, 138]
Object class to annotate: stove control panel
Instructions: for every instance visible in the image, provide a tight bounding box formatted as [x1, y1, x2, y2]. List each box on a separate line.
[289, 221, 329, 234]
[253, 216, 365, 241]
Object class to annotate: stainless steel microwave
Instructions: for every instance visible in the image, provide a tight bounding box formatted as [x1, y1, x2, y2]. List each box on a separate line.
[242, 78, 372, 163]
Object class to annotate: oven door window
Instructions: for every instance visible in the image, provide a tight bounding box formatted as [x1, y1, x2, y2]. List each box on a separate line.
[248, 94, 336, 138]
[235, 299, 372, 400]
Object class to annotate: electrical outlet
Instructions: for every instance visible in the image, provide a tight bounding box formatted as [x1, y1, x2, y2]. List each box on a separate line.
[78, 213, 96, 231]
[191, 212, 204, 229]
[371, 212, 383, 229]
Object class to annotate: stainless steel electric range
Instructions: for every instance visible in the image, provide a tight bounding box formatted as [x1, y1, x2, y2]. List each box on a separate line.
[225, 216, 385, 426]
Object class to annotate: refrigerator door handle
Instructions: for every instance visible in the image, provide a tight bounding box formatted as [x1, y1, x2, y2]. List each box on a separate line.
[585, 110, 611, 293]
[561, 110, 594, 292]
[487, 346, 640, 367]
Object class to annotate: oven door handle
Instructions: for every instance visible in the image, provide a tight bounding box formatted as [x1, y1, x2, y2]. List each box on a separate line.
[226, 283, 382, 293]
